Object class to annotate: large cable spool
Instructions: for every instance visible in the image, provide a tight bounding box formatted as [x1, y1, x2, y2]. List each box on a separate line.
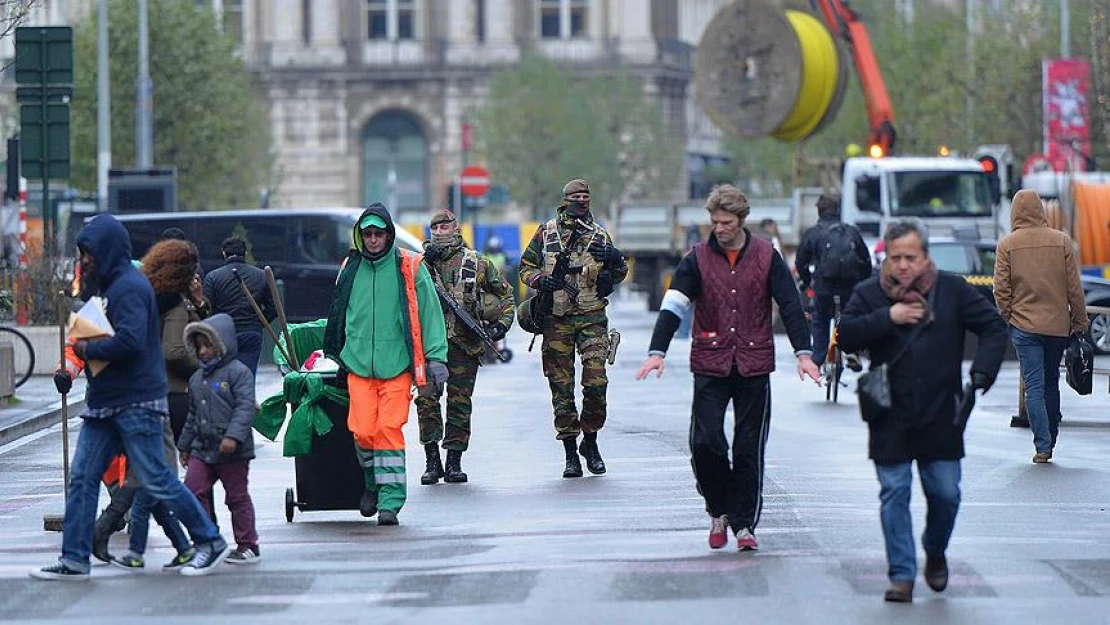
[694, 0, 848, 143]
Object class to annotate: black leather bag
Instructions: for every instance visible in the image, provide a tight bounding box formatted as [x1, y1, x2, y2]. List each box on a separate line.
[1065, 333, 1094, 396]
[856, 294, 934, 421]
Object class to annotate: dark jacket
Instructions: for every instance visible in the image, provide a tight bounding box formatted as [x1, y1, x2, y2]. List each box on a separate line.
[648, 230, 812, 363]
[838, 272, 1008, 463]
[158, 293, 199, 394]
[203, 257, 275, 334]
[179, 313, 256, 463]
[795, 216, 871, 295]
[77, 214, 168, 410]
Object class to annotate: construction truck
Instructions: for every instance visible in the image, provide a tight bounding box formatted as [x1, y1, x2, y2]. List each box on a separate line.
[616, 0, 1018, 311]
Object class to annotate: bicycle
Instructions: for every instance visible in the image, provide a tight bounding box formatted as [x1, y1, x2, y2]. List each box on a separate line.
[824, 295, 844, 403]
[0, 325, 35, 389]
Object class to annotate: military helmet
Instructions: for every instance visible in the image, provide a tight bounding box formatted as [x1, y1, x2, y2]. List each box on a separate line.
[516, 296, 542, 335]
[562, 178, 590, 197]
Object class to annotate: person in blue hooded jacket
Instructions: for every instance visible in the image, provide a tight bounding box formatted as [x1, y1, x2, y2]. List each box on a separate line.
[32, 214, 230, 581]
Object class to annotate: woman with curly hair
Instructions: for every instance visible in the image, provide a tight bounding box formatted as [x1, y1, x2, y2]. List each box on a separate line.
[142, 239, 204, 441]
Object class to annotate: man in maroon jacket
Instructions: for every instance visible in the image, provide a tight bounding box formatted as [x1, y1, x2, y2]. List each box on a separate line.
[637, 184, 820, 552]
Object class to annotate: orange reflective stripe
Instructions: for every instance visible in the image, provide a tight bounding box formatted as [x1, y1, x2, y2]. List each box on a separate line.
[101, 455, 127, 487]
[59, 338, 84, 377]
[399, 250, 427, 387]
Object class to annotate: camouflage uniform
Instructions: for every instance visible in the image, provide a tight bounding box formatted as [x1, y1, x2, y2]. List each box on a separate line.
[519, 210, 628, 440]
[415, 238, 515, 451]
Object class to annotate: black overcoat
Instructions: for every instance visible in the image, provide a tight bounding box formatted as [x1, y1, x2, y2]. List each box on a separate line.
[838, 272, 1008, 463]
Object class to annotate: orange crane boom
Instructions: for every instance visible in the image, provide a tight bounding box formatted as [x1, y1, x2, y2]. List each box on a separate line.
[812, 0, 897, 154]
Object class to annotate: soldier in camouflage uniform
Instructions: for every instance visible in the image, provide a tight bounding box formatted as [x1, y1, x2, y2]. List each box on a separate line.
[416, 210, 515, 484]
[518, 179, 628, 478]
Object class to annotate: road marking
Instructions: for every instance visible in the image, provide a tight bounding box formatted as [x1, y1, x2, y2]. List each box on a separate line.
[228, 592, 429, 605]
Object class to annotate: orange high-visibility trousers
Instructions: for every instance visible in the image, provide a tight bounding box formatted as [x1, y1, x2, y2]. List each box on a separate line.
[347, 372, 413, 452]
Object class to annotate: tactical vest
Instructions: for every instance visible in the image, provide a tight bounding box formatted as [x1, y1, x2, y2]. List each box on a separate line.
[434, 247, 480, 340]
[541, 218, 608, 316]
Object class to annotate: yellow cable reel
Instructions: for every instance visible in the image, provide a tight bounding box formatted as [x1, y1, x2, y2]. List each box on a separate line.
[771, 10, 842, 143]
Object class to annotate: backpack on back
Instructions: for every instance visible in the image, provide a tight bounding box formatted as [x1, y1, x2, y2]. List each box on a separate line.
[816, 223, 866, 281]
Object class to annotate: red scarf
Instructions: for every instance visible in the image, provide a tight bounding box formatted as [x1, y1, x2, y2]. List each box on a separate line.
[880, 257, 937, 309]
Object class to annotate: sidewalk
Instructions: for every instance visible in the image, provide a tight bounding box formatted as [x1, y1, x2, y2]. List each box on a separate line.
[0, 375, 86, 447]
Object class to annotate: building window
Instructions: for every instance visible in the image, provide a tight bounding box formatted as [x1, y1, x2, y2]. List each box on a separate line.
[475, 0, 485, 42]
[540, 0, 587, 39]
[367, 0, 415, 41]
[302, 0, 312, 44]
[222, 0, 244, 43]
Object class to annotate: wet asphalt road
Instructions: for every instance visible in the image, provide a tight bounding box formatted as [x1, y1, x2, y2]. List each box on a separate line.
[0, 296, 1108, 624]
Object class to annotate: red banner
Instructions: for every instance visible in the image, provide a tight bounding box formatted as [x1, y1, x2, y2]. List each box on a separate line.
[1043, 58, 1090, 172]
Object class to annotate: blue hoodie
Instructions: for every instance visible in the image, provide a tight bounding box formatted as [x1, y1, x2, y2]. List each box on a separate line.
[77, 214, 168, 411]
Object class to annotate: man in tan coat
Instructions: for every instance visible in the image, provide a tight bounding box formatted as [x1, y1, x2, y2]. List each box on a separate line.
[994, 189, 1088, 464]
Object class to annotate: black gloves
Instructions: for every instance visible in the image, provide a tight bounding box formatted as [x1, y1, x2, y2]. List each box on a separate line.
[424, 244, 444, 263]
[486, 322, 507, 342]
[970, 371, 992, 392]
[53, 370, 73, 395]
[538, 275, 564, 293]
[418, 361, 449, 398]
[596, 273, 614, 298]
[589, 240, 622, 265]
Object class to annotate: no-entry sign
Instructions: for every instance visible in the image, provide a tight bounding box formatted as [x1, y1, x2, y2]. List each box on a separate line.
[459, 165, 491, 197]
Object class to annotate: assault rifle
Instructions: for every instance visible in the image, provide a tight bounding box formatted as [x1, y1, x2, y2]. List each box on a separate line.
[429, 269, 508, 362]
[533, 219, 589, 317]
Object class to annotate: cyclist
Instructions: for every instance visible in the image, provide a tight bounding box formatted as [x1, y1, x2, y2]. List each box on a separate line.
[795, 194, 872, 373]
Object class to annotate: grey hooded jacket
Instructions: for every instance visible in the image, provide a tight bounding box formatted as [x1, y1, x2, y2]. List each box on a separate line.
[178, 313, 256, 463]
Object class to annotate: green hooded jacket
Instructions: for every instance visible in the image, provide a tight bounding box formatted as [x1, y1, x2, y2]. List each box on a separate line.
[324, 204, 447, 380]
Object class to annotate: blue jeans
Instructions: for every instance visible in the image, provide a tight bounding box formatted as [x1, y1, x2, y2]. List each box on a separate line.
[129, 491, 191, 556]
[1010, 327, 1067, 454]
[60, 408, 222, 573]
[875, 460, 961, 583]
[236, 330, 263, 376]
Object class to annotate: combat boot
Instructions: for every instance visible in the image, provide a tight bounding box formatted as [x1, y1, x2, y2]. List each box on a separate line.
[579, 432, 606, 475]
[421, 443, 444, 485]
[443, 450, 468, 483]
[562, 438, 583, 478]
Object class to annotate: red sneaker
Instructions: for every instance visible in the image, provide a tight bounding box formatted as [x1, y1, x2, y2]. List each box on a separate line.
[736, 527, 758, 551]
[708, 515, 729, 549]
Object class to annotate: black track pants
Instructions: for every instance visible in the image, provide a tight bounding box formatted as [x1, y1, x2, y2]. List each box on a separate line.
[689, 371, 771, 534]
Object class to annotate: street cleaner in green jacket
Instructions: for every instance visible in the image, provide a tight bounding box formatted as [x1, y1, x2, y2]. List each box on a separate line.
[324, 203, 448, 526]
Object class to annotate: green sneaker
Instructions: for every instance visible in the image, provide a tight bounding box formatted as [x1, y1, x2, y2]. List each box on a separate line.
[109, 553, 144, 572]
[163, 548, 196, 571]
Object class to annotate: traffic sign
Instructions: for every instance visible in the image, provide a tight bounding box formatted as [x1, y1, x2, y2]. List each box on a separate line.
[459, 165, 491, 197]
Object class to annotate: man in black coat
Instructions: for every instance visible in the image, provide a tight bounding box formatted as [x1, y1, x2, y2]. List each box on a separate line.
[202, 236, 275, 375]
[838, 220, 1007, 604]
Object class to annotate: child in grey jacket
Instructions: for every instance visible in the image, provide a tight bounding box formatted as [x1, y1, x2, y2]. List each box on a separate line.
[179, 313, 260, 564]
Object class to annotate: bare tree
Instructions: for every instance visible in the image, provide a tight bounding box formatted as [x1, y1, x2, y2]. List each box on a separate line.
[0, 0, 38, 43]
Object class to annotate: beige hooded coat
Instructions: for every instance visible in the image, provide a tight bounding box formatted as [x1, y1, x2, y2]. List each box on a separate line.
[993, 189, 1088, 337]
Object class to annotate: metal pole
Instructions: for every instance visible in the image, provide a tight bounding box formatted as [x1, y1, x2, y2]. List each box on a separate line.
[97, 0, 110, 212]
[964, 0, 975, 148]
[136, 0, 153, 168]
[1061, 0, 1070, 58]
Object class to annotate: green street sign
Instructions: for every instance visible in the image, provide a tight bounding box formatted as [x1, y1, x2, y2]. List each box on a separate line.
[14, 27, 73, 85]
[20, 103, 70, 180]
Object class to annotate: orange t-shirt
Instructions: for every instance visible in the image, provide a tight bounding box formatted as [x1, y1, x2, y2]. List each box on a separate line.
[725, 249, 740, 268]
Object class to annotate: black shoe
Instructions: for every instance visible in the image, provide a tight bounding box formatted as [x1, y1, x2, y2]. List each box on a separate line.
[420, 443, 444, 485]
[180, 538, 230, 577]
[883, 581, 913, 603]
[579, 432, 606, 475]
[377, 510, 399, 526]
[92, 517, 114, 563]
[924, 554, 948, 592]
[359, 489, 379, 518]
[443, 450, 468, 483]
[562, 438, 583, 478]
[30, 561, 90, 581]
